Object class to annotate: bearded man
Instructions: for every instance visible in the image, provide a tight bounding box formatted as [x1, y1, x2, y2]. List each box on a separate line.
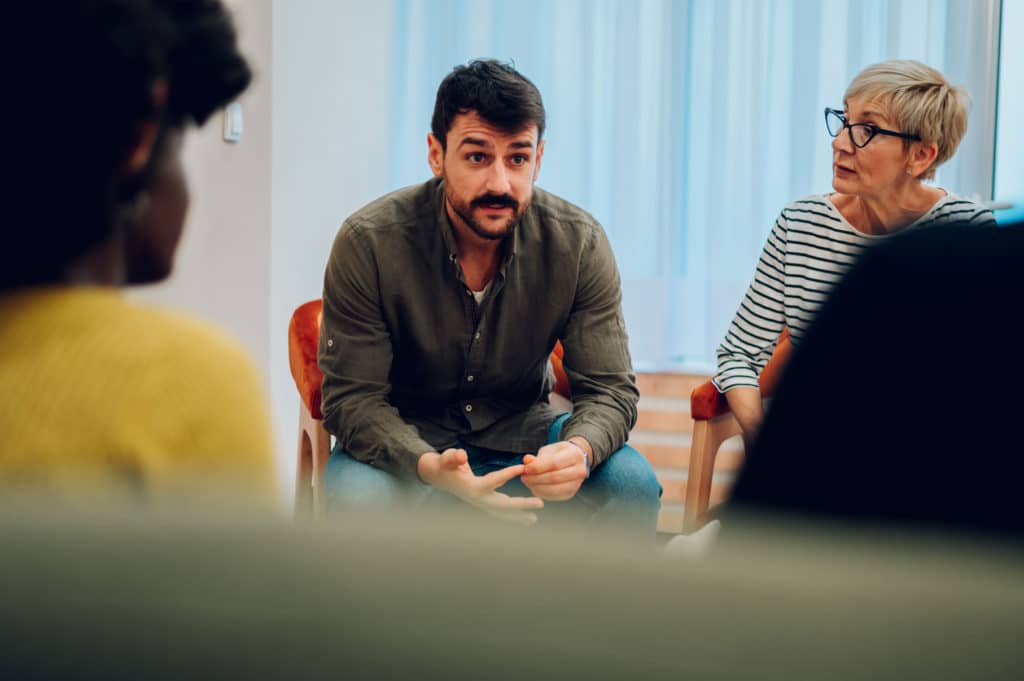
[318, 60, 660, 538]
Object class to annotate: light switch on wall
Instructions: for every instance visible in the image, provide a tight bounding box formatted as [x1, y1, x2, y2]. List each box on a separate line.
[222, 101, 243, 143]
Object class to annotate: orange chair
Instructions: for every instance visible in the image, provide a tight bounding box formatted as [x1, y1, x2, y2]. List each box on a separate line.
[684, 329, 792, 531]
[288, 300, 330, 517]
[288, 299, 572, 517]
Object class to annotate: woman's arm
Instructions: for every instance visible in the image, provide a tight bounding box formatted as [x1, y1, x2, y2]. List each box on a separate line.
[724, 386, 763, 450]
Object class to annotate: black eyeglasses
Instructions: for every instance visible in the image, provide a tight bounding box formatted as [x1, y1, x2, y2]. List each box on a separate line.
[824, 108, 921, 148]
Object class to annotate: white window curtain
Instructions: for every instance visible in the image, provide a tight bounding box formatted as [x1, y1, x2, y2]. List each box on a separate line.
[386, 0, 1000, 372]
[995, 0, 1024, 206]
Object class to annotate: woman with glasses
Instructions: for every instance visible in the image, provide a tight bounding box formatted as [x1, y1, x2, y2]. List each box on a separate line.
[713, 60, 995, 449]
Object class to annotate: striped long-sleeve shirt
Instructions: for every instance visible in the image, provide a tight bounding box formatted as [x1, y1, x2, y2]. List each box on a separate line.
[713, 192, 995, 392]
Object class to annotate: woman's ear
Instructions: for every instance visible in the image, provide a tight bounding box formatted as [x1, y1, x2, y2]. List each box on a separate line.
[907, 141, 939, 179]
[124, 80, 169, 172]
[124, 120, 161, 172]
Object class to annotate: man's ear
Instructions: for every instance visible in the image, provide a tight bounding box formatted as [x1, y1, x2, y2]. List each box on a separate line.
[427, 133, 445, 178]
[533, 139, 545, 180]
[908, 141, 939, 179]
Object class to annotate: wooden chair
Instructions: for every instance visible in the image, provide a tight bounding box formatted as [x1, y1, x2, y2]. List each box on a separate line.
[288, 300, 330, 517]
[684, 329, 792, 531]
[287, 298, 572, 517]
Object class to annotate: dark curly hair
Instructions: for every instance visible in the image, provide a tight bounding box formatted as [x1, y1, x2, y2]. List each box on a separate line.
[5, 0, 251, 290]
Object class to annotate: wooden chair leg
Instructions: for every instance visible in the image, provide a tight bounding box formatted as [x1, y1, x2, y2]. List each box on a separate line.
[685, 419, 717, 532]
[309, 414, 332, 517]
[295, 403, 314, 518]
[685, 414, 742, 532]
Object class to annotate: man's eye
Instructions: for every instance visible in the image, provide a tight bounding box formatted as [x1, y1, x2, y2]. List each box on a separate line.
[468, 153, 485, 163]
[510, 155, 528, 166]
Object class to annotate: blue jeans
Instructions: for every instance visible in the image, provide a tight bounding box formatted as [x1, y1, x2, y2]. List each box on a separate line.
[324, 414, 662, 538]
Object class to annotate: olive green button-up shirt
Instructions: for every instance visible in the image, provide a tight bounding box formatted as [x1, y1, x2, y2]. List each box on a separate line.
[318, 177, 637, 480]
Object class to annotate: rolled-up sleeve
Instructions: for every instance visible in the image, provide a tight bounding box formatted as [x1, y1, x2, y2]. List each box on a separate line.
[712, 217, 788, 393]
[558, 225, 639, 468]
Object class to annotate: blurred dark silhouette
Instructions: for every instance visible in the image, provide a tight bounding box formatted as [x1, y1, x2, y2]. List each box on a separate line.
[728, 219, 1024, 539]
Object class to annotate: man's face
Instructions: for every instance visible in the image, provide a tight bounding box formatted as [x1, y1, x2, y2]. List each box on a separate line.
[428, 110, 544, 241]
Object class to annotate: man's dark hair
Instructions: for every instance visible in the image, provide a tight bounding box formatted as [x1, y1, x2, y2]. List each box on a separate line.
[5, 0, 251, 291]
[430, 59, 546, 150]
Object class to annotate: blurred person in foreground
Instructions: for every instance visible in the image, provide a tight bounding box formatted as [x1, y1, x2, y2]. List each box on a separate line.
[0, 0, 275, 501]
[727, 217, 1024, 539]
[318, 60, 660, 537]
[713, 60, 994, 450]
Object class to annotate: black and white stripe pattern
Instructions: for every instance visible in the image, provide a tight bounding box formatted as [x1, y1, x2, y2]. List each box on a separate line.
[713, 192, 995, 392]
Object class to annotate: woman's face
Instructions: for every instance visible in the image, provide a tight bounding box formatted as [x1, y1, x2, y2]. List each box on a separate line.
[831, 97, 911, 198]
[125, 127, 189, 284]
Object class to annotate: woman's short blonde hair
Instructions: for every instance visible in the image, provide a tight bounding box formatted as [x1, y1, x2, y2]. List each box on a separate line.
[844, 60, 970, 181]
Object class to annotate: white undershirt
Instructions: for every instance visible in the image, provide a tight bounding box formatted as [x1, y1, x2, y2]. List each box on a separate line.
[471, 281, 492, 305]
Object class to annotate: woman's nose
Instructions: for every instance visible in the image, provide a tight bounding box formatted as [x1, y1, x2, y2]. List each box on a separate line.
[832, 129, 854, 154]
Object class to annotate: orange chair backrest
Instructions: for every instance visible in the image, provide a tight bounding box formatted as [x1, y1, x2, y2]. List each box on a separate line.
[549, 340, 571, 399]
[287, 299, 572, 419]
[288, 300, 325, 420]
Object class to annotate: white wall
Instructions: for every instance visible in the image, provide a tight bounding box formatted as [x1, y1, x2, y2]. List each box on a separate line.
[270, 1, 397, 501]
[134, 0, 401, 505]
[137, 0, 272, 372]
[134, 0, 276, 464]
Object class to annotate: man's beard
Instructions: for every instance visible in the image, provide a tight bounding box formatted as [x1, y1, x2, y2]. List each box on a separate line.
[445, 182, 524, 241]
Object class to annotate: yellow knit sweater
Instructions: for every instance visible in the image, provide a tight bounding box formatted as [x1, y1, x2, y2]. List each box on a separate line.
[0, 287, 275, 502]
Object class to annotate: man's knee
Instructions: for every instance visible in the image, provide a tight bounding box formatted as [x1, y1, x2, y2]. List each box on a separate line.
[323, 444, 408, 508]
[592, 445, 662, 504]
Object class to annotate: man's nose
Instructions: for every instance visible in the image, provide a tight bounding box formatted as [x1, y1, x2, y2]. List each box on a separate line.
[485, 161, 512, 194]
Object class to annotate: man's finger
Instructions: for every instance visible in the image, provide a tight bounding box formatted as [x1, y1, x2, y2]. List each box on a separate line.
[522, 482, 579, 502]
[474, 490, 544, 512]
[439, 448, 467, 469]
[523, 457, 560, 476]
[521, 466, 583, 486]
[478, 463, 528, 489]
[523, 449, 577, 476]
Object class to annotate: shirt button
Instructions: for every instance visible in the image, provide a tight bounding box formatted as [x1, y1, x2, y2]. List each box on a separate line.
[326, 338, 334, 348]
[466, 375, 475, 382]
[474, 332, 481, 340]
[464, 404, 473, 413]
